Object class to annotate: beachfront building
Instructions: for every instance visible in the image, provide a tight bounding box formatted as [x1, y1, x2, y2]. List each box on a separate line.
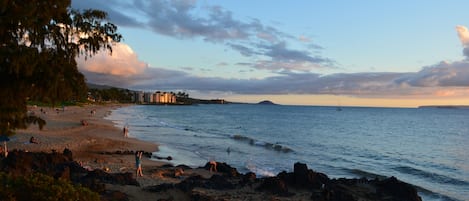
[154, 91, 176, 104]
[134, 91, 177, 104]
[144, 92, 154, 103]
[134, 91, 144, 103]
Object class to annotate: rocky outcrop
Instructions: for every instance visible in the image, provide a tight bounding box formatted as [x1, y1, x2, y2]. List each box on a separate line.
[203, 161, 240, 177]
[0, 151, 422, 201]
[148, 162, 422, 201]
[256, 162, 422, 201]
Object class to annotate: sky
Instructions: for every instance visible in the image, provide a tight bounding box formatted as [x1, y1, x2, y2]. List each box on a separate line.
[72, 0, 469, 107]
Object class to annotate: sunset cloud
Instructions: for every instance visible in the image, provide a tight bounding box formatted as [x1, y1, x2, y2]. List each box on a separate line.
[456, 25, 469, 58]
[78, 29, 469, 99]
[456, 25, 469, 46]
[72, 0, 331, 71]
[72, 1, 469, 101]
[78, 43, 147, 76]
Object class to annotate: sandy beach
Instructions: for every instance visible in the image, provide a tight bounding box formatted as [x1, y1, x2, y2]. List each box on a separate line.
[10, 104, 212, 200]
[13, 104, 160, 170]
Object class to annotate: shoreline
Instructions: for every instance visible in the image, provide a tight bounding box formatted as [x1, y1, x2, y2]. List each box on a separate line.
[12, 104, 167, 177]
[6, 103, 423, 201]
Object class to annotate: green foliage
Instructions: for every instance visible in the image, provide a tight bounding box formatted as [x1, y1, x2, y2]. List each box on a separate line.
[88, 88, 134, 103]
[0, 172, 100, 201]
[0, 0, 121, 136]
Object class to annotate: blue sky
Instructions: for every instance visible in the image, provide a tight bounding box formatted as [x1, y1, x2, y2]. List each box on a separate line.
[73, 0, 469, 107]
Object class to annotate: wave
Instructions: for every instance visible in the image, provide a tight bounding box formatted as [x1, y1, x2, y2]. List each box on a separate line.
[346, 168, 388, 180]
[245, 162, 276, 177]
[231, 134, 293, 153]
[393, 165, 469, 186]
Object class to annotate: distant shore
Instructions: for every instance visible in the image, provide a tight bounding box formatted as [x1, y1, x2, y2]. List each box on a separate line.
[418, 105, 469, 109]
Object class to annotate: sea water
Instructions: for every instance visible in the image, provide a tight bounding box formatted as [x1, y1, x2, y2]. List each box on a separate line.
[106, 104, 469, 201]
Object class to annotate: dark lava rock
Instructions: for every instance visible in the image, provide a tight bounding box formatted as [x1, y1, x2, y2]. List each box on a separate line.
[82, 169, 139, 186]
[256, 176, 293, 196]
[241, 172, 257, 185]
[292, 162, 330, 189]
[376, 176, 422, 201]
[175, 174, 235, 192]
[203, 161, 240, 177]
[101, 190, 129, 201]
[272, 162, 330, 191]
[144, 183, 175, 192]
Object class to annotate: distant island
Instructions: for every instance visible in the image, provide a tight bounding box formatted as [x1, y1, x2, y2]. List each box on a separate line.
[258, 100, 276, 105]
[419, 105, 469, 109]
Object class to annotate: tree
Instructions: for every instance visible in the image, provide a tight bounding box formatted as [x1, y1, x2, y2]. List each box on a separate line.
[0, 0, 122, 136]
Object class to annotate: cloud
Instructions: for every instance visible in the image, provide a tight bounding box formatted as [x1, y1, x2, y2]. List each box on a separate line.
[394, 61, 469, 87]
[227, 43, 258, 57]
[71, 1, 143, 27]
[78, 40, 469, 99]
[78, 43, 147, 76]
[72, 1, 469, 99]
[456, 25, 469, 46]
[77, 43, 148, 86]
[71, 0, 331, 71]
[260, 42, 333, 65]
[456, 25, 469, 58]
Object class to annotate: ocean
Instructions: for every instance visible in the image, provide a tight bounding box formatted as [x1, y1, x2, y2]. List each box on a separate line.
[106, 104, 469, 201]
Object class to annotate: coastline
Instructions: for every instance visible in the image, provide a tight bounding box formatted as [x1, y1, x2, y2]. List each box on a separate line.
[8, 104, 225, 200]
[5, 104, 423, 201]
[13, 104, 161, 169]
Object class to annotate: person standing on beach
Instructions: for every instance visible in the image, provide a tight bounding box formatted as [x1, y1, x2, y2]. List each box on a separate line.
[123, 126, 129, 137]
[135, 151, 143, 177]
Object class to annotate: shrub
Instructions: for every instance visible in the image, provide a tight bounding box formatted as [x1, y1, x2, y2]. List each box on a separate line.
[0, 172, 99, 201]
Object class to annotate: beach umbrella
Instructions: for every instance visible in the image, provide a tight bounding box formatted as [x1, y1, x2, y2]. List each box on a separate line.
[0, 135, 9, 157]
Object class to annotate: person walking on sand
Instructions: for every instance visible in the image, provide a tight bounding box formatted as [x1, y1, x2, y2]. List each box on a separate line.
[135, 151, 143, 177]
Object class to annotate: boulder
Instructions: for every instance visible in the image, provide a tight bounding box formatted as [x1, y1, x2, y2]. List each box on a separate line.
[203, 161, 240, 177]
[256, 176, 293, 196]
[376, 176, 422, 201]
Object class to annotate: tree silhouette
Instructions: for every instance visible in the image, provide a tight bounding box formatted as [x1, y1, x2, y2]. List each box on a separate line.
[0, 0, 122, 136]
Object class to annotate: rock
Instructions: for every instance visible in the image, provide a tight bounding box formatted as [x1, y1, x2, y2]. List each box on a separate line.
[175, 164, 192, 170]
[175, 174, 235, 191]
[292, 162, 329, 189]
[1, 151, 423, 201]
[256, 176, 293, 196]
[376, 176, 422, 201]
[176, 175, 205, 192]
[83, 169, 139, 186]
[241, 172, 256, 185]
[207, 174, 235, 190]
[101, 190, 129, 201]
[203, 161, 240, 177]
[63, 148, 73, 161]
[144, 183, 175, 192]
